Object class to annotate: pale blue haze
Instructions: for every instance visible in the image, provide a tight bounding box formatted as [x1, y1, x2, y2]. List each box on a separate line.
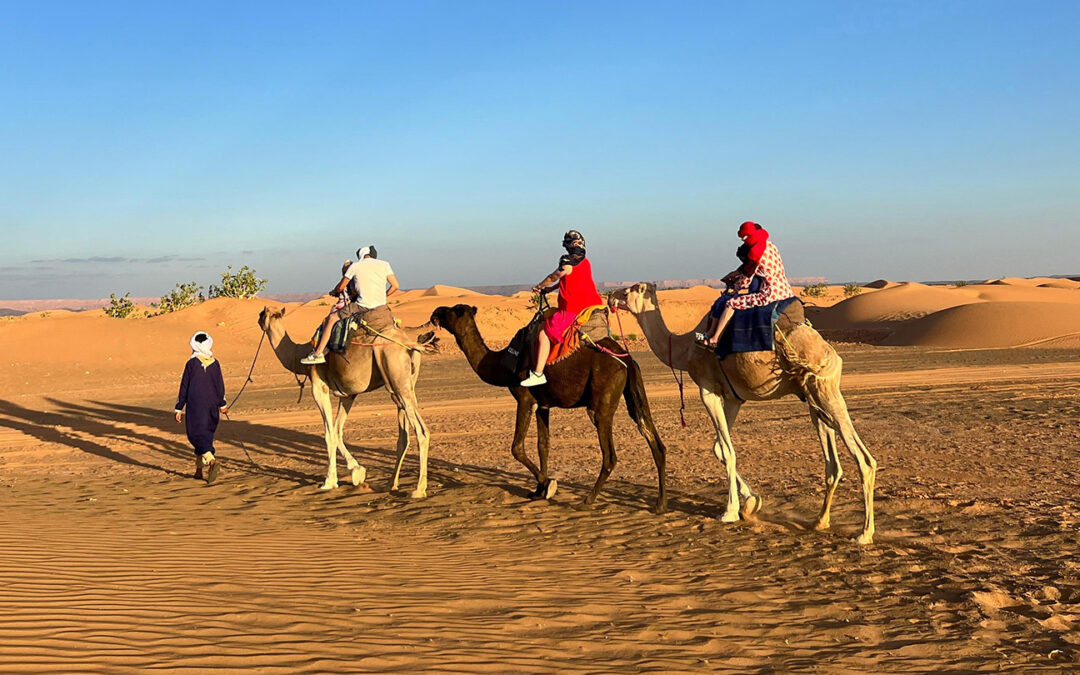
[1, 1, 1078, 298]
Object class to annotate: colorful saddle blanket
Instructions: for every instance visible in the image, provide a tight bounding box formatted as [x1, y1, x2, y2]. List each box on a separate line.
[715, 297, 805, 359]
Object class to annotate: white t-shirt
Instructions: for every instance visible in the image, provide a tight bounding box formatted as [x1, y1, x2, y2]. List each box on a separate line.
[344, 258, 394, 309]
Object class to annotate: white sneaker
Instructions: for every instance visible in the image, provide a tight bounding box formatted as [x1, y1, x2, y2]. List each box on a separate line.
[300, 351, 326, 365]
[520, 371, 547, 387]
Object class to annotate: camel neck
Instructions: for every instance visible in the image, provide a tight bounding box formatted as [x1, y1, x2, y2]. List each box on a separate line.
[635, 307, 695, 371]
[265, 322, 307, 375]
[449, 319, 514, 387]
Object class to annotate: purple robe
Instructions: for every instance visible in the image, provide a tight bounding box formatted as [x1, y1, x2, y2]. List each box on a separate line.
[175, 358, 226, 456]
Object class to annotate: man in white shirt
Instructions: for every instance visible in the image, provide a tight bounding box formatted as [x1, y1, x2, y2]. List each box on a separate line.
[301, 245, 400, 365]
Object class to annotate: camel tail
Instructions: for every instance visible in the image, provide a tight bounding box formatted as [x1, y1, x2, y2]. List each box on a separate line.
[622, 357, 668, 509]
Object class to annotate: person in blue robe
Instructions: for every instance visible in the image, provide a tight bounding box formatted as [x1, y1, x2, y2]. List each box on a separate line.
[174, 331, 227, 483]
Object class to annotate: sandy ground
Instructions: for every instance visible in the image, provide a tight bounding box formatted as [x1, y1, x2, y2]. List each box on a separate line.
[2, 281, 1080, 672]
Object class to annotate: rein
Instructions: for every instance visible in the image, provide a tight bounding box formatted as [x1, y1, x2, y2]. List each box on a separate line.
[221, 330, 267, 469]
[667, 333, 687, 427]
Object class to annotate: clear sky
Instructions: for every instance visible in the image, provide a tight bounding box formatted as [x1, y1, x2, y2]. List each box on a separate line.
[1, 1, 1078, 299]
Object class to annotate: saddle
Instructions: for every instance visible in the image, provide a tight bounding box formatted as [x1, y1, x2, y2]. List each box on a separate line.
[500, 305, 613, 376]
[312, 305, 400, 353]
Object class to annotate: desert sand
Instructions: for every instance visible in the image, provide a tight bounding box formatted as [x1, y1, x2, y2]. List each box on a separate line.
[1, 278, 1079, 671]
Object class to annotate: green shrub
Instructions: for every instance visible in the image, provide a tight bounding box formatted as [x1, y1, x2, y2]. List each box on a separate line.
[208, 265, 267, 299]
[153, 281, 204, 314]
[627, 333, 639, 341]
[104, 292, 136, 318]
[842, 283, 862, 297]
[801, 283, 828, 298]
[954, 280, 968, 287]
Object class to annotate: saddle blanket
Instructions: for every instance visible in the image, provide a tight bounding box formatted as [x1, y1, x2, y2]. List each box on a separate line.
[715, 297, 804, 359]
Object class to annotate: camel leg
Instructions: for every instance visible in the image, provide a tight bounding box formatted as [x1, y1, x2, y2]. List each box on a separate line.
[721, 395, 760, 515]
[582, 403, 618, 508]
[699, 387, 749, 522]
[535, 406, 557, 499]
[311, 378, 340, 490]
[815, 386, 877, 544]
[510, 394, 545, 495]
[334, 395, 366, 486]
[389, 393, 410, 491]
[810, 407, 843, 531]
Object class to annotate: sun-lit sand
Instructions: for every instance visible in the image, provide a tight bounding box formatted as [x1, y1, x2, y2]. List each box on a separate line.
[2, 277, 1079, 670]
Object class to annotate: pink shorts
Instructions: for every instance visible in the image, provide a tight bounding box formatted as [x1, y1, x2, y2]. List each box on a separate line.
[544, 310, 578, 343]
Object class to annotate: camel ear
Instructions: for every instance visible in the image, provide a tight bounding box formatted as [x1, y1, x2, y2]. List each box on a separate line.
[467, 306, 477, 317]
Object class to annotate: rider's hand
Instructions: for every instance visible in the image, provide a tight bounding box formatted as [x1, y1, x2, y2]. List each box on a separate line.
[175, 411, 183, 423]
[532, 285, 543, 295]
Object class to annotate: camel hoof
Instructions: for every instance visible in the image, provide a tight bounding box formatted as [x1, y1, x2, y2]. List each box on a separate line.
[350, 466, 366, 486]
[650, 500, 668, 515]
[748, 494, 763, 515]
[813, 518, 831, 531]
[410, 488, 427, 499]
[543, 479, 558, 500]
[855, 532, 874, 546]
[319, 480, 338, 491]
[720, 509, 741, 523]
[572, 500, 595, 512]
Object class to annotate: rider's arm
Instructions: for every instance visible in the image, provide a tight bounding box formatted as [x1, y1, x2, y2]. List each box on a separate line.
[386, 274, 400, 296]
[330, 275, 349, 296]
[533, 265, 572, 294]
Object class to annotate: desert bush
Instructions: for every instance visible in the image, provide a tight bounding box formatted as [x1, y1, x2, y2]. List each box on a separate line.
[842, 283, 862, 297]
[208, 265, 267, 299]
[627, 333, 639, 341]
[954, 280, 968, 287]
[801, 283, 828, 298]
[104, 292, 136, 318]
[153, 281, 204, 314]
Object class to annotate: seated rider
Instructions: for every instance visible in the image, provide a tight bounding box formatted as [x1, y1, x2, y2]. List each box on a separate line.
[700, 243, 762, 343]
[302, 245, 399, 365]
[521, 230, 604, 387]
[702, 221, 794, 348]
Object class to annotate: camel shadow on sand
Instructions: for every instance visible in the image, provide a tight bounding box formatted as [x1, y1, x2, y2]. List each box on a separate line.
[0, 397, 833, 529]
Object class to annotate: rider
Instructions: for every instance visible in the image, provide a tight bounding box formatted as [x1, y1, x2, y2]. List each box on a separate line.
[702, 221, 794, 347]
[301, 245, 399, 365]
[521, 230, 603, 387]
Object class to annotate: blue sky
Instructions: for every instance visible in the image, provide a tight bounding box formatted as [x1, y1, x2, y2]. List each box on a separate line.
[1, 1, 1078, 299]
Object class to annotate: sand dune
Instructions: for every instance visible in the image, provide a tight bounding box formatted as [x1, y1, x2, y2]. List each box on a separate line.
[814, 282, 974, 329]
[422, 284, 486, 297]
[882, 301, 1080, 348]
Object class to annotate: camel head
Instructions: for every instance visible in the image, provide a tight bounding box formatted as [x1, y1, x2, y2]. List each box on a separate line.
[429, 304, 478, 334]
[608, 282, 658, 315]
[257, 305, 286, 333]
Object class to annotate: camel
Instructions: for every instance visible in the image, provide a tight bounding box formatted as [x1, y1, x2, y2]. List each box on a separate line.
[257, 306, 432, 496]
[429, 304, 668, 513]
[609, 283, 877, 544]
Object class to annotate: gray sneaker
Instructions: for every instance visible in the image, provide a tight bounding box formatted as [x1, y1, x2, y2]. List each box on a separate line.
[300, 351, 326, 365]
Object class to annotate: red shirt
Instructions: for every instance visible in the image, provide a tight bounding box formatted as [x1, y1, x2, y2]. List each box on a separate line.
[558, 256, 603, 314]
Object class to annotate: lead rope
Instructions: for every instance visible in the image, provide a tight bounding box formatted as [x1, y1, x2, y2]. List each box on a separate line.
[667, 333, 687, 427]
[221, 331, 266, 469]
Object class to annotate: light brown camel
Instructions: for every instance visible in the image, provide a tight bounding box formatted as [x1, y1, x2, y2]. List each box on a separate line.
[610, 283, 878, 544]
[258, 306, 432, 496]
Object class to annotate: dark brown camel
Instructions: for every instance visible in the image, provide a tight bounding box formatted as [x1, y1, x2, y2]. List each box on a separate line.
[430, 304, 668, 513]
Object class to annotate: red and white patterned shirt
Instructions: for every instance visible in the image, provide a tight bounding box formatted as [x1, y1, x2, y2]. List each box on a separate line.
[727, 240, 794, 310]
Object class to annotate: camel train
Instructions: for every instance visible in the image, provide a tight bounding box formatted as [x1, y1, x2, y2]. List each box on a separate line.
[257, 286, 877, 545]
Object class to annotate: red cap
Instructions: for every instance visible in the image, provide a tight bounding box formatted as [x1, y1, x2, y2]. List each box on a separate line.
[738, 221, 758, 238]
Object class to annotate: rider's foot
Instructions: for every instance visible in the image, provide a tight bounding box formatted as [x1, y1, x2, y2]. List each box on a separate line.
[520, 370, 547, 387]
[300, 351, 326, 365]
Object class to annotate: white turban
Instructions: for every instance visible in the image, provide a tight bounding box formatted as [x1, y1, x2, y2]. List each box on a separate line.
[189, 331, 213, 360]
[356, 246, 371, 259]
